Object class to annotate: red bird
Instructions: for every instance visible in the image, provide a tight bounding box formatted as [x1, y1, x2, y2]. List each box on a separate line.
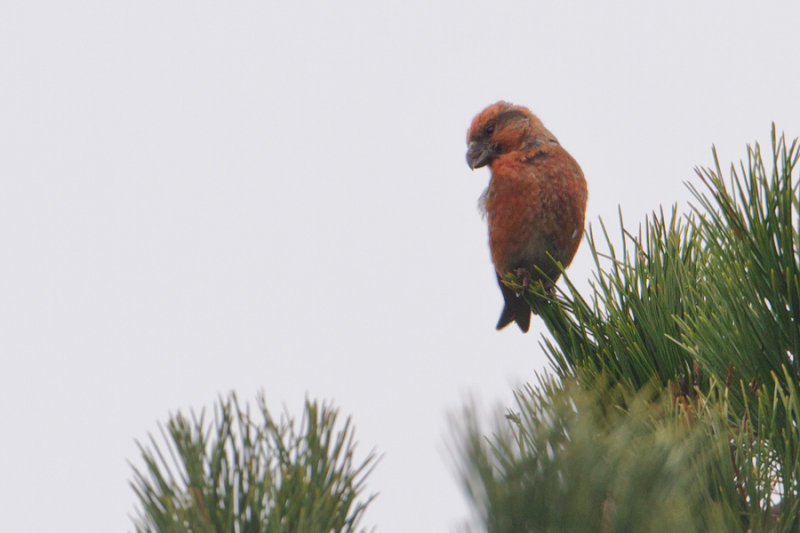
[466, 102, 587, 332]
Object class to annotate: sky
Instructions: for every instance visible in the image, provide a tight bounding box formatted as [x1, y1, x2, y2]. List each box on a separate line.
[2, 1, 800, 531]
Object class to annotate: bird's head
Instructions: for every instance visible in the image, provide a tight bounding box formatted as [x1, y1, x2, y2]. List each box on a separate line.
[466, 101, 549, 169]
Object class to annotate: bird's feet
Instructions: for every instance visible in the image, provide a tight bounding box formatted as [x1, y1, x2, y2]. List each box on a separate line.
[514, 267, 532, 297]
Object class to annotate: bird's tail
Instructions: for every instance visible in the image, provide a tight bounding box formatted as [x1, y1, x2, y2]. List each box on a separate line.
[495, 274, 532, 333]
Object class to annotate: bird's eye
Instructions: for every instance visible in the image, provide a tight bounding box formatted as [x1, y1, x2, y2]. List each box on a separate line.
[485, 125, 495, 135]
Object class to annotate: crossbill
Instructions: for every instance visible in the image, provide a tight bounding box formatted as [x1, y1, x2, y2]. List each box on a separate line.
[466, 101, 587, 332]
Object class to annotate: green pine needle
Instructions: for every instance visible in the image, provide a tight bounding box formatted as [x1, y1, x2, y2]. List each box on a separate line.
[456, 126, 800, 532]
[129, 394, 379, 533]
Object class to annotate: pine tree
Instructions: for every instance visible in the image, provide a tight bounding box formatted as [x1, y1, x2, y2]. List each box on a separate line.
[455, 128, 800, 532]
[129, 394, 378, 533]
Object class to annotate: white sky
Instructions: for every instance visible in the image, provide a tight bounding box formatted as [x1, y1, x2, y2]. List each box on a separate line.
[2, 1, 799, 531]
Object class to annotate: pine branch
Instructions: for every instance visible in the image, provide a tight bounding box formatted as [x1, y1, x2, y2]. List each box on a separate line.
[129, 393, 379, 533]
[457, 127, 800, 532]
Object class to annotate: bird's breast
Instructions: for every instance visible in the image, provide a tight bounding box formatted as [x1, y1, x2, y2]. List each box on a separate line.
[485, 151, 586, 277]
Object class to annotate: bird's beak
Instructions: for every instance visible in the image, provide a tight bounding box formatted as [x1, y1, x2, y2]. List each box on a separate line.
[466, 142, 492, 169]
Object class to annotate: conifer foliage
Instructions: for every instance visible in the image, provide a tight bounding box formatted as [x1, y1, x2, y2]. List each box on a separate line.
[457, 128, 800, 532]
[130, 394, 377, 533]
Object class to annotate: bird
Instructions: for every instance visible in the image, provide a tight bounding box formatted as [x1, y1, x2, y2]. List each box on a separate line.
[466, 101, 587, 332]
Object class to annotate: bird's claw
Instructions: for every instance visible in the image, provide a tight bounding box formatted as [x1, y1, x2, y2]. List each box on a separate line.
[515, 267, 532, 297]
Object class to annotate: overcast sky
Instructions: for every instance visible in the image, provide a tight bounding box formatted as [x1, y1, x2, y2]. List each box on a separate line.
[3, 1, 800, 531]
